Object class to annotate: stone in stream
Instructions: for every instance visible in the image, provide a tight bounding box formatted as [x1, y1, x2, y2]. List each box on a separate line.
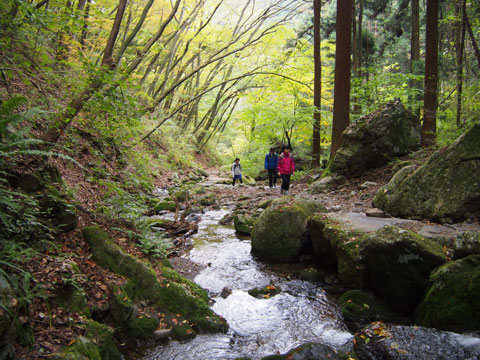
[373, 123, 480, 223]
[233, 213, 256, 235]
[327, 99, 421, 178]
[354, 322, 480, 360]
[250, 196, 327, 262]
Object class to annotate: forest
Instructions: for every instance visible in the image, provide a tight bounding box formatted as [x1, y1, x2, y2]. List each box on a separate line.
[1, 0, 480, 359]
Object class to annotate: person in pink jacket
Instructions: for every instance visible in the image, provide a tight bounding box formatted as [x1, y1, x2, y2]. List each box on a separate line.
[277, 145, 295, 195]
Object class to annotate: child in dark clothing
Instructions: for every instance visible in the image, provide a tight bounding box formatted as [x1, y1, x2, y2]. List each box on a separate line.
[231, 158, 242, 186]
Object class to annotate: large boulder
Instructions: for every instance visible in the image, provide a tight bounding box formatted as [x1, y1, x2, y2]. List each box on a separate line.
[328, 100, 420, 178]
[250, 197, 327, 262]
[308, 215, 368, 288]
[354, 322, 480, 360]
[359, 226, 446, 314]
[414, 254, 480, 332]
[373, 124, 480, 222]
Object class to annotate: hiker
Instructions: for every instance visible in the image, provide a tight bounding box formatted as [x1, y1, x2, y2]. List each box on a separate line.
[264, 147, 278, 188]
[231, 158, 243, 186]
[277, 145, 294, 195]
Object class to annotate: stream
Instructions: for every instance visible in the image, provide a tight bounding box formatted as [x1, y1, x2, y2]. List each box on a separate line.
[143, 209, 353, 360]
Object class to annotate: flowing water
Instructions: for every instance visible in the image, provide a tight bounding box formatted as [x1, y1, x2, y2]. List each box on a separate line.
[143, 209, 353, 360]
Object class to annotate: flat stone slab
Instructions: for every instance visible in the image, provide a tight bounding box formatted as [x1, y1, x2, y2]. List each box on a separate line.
[327, 212, 416, 234]
[327, 212, 480, 240]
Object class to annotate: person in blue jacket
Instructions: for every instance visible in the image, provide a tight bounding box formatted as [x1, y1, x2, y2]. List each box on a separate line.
[264, 147, 278, 188]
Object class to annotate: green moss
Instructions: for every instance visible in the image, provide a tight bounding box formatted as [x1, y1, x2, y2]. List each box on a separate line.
[55, 285, 90, 317]
[126, 317, 158, 341]
[82, 227, 227, 334]
[50, 336, 101, 360]
[85, 320, 122, 360]
[308, 215, 367, 287]
[360, 226, 446, 313]
[153, 201, 176, 213]
[415, 254, 480, 332]
[234, 214, 255, 235]
[257, 199, 273, 209]
[373, 124, 480, 222]
[110, 285, 136, 324]
[137, 218, 173, 229]
[339, 290, 407, 328]
[251, 197, 327, 262]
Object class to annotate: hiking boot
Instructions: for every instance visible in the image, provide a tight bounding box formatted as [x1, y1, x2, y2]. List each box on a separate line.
[284, 190, 289, 195]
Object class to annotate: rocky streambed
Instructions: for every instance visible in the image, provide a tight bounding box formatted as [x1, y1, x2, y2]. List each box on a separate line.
[143, 209, 353, 359]
[141, 204, 480, 360]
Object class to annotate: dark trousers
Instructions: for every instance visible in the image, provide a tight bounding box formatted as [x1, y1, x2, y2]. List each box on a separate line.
[232, 176, 242, 186]
[267, 169, 277, 187]
[280, 173, 291, 191]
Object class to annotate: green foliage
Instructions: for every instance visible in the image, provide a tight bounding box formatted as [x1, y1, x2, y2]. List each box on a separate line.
[351, 64, 424, 119]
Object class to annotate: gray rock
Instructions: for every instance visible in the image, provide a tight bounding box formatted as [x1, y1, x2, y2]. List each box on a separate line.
[154, 329, 172, 341]
[220, 287, 232, 299]
[355, 323, 480, 360]
[328, 100, 420, 178]
[365, 208, 387, 218]
[453, 231, 480, 259]
[373, 124, 480, 222]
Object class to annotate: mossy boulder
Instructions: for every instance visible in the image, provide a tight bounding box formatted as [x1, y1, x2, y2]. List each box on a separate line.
[257, 199, 273, 209]
[153, 201, 176, 213]
[250, 197, 327, 262]
[234, 214, 255, 235]
[327, 100, 420, 178]
[85, 320, 121, 360]
[359, 226, 446, 313]
[82, 227, 227, 335]
[50, 336, 101, 360]
[339, 290, 408, 332]
[307, 215, 368, 288]
[373, 124, 480, 222]
[414, 254, 480, 332]
[453, 231, 480, 259]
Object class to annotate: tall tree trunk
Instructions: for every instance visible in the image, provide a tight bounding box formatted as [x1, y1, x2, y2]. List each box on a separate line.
[410, 0, 421, 114]
[421, 0, 439, 146]
[331, 0, 352, 158]
[465, 12, 480, 70]
[455, 0, 466, 128]
[312, 0, 322, 167]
